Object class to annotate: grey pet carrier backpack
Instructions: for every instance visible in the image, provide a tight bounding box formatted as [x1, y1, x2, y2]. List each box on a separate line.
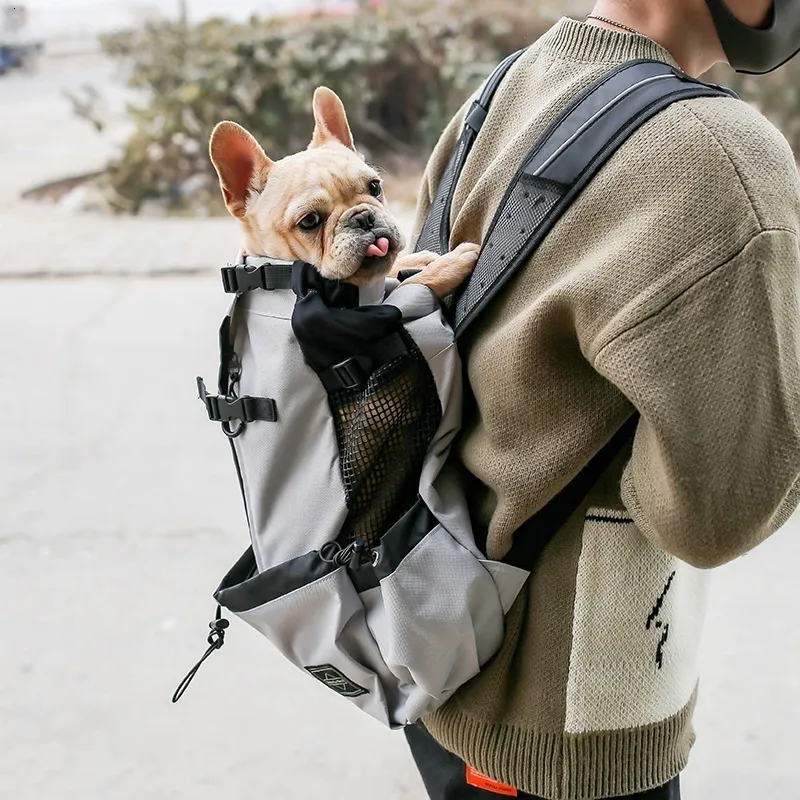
[175, 57, 733, 728]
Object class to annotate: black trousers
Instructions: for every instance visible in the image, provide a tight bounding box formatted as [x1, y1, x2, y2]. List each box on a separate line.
[405, 723, 680, 800]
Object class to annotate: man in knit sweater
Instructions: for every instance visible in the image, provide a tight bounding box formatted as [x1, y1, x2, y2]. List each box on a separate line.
[404, 2, 800, 799]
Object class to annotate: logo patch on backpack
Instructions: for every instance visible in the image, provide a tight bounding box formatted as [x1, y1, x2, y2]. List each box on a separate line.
[305, 664, 369, 698]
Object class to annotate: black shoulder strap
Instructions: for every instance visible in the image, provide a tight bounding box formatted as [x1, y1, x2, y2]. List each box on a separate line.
[414, 48, 527, 255]
[452, 60, 735, 334]
[413, 59, 735, 569]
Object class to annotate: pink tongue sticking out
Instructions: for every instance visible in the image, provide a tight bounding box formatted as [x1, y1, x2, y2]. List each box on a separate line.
[366, 237, 390, 258]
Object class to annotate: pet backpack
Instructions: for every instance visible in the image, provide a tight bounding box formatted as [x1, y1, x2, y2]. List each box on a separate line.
[177, 57, 732, 728]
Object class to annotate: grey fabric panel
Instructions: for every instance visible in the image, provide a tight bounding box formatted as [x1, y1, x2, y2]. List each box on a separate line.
[389, 280, 528, 591]
[480, 559, 531, 613]
[236, 566, 396, 727]
[232, 288, 348, 571]
[383, 282, 439, 322]
[373, 498, 438, 580]
[358, 280, 385, 307]
[370, 524, 505, 722]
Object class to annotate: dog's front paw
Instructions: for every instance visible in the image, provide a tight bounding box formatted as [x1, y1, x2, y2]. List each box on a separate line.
[390, 250, 441, 278]
[411, 241, 480, 299]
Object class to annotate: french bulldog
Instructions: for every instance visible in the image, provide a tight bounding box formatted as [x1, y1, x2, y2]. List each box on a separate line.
[208, 86, 479, 297]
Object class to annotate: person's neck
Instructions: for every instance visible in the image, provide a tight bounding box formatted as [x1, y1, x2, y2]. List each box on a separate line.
[587, 0, 724, 76]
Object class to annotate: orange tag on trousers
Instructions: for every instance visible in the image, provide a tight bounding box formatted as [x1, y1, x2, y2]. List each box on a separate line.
[465, 765, 518, 796]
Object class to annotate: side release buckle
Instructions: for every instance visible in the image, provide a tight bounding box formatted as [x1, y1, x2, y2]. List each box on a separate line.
[196, 377, 278, 427]
[220, 260, 295, 294]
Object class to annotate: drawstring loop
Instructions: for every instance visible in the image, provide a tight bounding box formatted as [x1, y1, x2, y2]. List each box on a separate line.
[172, 605, 229, 703]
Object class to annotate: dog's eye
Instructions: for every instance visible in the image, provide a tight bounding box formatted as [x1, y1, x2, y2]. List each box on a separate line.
[298, 212, 323, 231]
[368, 180, 382, 198]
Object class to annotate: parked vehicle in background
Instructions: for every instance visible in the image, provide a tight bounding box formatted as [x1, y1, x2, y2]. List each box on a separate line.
[0, 3, 43, 74]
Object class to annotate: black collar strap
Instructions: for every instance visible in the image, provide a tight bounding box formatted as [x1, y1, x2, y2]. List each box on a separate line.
[221, 256, 302, 294]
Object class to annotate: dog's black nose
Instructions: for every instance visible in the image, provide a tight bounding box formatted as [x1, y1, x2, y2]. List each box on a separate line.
[348, 209, 376, 231]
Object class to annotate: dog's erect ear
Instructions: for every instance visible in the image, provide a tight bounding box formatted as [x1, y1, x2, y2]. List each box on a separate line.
[310, 87, 356, 151]
[209, 121, 272, 218]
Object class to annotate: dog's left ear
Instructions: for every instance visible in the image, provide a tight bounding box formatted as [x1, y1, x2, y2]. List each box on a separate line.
[310, 87, 356, 151]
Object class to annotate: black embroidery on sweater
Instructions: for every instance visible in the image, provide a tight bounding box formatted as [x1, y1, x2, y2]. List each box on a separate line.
[585, 514, 634, 526]
[646, 571, 676, 631]
[645, 571, 677, 670]
[655, 623, 670, 670]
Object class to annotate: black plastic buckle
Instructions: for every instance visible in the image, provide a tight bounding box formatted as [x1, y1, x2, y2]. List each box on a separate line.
[221, 264, 265, 294]
[196, 377, 277, 424]
[464, 100, 488, 134]
[220, 260, 295, 294]
[331, 358, 369, 390]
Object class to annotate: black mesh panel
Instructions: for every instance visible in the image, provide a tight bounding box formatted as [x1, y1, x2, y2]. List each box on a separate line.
[330, 336, 442, 548]
[454, 174, 564, 330]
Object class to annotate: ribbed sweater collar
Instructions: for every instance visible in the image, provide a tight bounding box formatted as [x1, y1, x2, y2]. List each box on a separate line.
[541, 17, 680, 68]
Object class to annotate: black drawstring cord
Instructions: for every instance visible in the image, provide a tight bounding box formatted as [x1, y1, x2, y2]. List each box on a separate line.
[172, 605, 229, 703]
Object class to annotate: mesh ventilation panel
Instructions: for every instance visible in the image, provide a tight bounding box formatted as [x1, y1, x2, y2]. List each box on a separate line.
[454, 174, 564, 330]
[331, 337, 442, 548]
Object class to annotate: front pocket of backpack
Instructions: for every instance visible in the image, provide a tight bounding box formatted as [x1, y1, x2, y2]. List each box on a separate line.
[371, 514, 516, 717]
[215, 548, 395, 726]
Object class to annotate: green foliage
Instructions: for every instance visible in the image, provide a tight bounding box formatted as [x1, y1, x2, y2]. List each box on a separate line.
[91, 1, 571, 214]
[82, 1, 799, 214]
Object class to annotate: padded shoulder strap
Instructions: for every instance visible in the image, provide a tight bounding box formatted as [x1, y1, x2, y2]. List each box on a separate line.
[414, 49, 527, 255]
[459, 62, 734, 570]
[453, 61, 736, 335]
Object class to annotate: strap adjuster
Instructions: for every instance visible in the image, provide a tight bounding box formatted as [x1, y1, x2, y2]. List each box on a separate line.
[464, 100, 488, 133]
[331, 357, 370, 390]
[318, 334, 410, 393]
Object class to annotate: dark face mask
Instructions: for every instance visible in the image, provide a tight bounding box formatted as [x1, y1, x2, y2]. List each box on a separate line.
[705, 0, 800, 73]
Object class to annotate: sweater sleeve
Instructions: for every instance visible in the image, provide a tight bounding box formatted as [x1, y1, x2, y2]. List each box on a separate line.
[593, 228, 800, 569]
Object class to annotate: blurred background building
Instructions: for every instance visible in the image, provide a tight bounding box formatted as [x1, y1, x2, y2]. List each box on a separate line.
[0, 2, 798, 799]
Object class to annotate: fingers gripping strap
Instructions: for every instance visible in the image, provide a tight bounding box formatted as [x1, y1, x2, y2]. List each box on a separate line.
[453, 62, 735, 335]
[415, 49, 527, 255]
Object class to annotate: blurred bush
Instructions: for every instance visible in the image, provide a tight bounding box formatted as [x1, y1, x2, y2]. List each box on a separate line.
[76, 1, 798, 214]
[78, 0, 584, 214]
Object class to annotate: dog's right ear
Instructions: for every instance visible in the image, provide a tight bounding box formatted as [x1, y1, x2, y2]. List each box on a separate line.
[209, 121, 272, 218]
[310, 87, 356, 151]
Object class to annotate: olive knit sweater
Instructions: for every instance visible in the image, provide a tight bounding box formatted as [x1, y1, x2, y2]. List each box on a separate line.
[412, 18, 800, 800]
